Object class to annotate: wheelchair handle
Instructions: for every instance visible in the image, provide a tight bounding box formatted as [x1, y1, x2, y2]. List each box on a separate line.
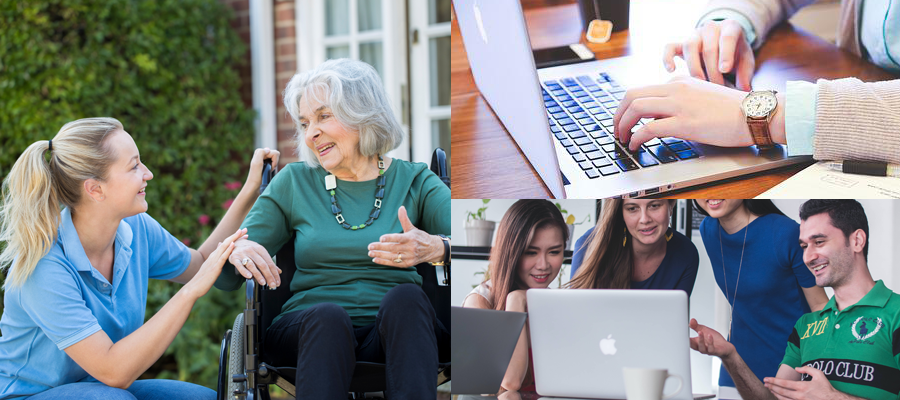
[260, 159, 274, 195]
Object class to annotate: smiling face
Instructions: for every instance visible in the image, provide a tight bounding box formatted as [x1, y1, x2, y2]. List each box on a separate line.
[622, 199, 670, 247]
[515, 225, 565, 289]
[297, 94, 364, 176]
[100, 130, 154, 217]
[799, 213, 857, 288]
[697, 199, 744, 219]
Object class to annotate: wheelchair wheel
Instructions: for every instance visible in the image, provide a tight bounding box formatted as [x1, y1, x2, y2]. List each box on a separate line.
[228, 313, 245, 398]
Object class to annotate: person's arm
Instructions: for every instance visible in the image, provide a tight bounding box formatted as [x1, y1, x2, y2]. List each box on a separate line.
[698, 0, 815, 49]
[689, 318, 777, 400]
[811, 78, 900, 164]
[801, 286, 828, 312]
[368, 165, 450, 268]
[501, 290, 530, 392]
[63, 229, 243, 388]
[570, 228, 592, 280]
[171, 148, 279, 285]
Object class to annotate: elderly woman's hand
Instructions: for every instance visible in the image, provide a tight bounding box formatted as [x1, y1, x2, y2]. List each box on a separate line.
[244, 148, 281, 191]
[367, 206, 445, 268]
[228, 237, 282, 289]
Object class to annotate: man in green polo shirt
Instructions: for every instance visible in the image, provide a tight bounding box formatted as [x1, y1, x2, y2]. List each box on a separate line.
[690, 200, 900, 400]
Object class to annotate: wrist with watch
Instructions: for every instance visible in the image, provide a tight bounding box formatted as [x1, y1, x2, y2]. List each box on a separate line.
[741, 90, 778, 150]
[431, 234, 451, 267]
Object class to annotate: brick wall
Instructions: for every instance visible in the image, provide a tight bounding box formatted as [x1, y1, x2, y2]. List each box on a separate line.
[221, 0, 298, 167]
[274, 0, 299, 165]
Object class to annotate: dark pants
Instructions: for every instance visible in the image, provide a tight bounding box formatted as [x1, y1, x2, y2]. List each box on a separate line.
[265, 284, 446, 399]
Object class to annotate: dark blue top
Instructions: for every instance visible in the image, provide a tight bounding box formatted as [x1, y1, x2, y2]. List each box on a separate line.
[699, 213, 817, 389]
[570, 227, 699, 296]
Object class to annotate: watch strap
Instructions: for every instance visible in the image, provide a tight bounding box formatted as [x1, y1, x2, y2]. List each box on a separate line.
[747, 117, 775, 150]
[432, 234, 450, 267]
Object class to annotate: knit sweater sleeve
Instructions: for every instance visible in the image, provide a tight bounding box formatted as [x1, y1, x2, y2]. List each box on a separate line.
[813, 77, 900, 164]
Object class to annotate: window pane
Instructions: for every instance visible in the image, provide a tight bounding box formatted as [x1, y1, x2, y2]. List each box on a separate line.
[358, 0, 382, 32]
[326, 0, 349, 36]
[359, 41, 383, 78]
[429, 0, 451, 24]
[429, 36, 450, 107]
[432, 119, 450, 173]
[327, 45, 350, 60]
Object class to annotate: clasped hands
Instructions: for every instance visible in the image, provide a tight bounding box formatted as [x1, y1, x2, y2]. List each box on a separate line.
[228, 205, 444, 288]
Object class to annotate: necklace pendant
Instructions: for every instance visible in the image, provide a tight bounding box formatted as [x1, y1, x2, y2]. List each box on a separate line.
[325, 174, 337, 191]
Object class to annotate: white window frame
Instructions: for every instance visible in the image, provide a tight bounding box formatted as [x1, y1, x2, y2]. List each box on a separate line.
[295, 0, 410, 162]
[409, 0, 451, 165]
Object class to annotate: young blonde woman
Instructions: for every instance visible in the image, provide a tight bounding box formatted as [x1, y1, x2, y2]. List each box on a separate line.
[692, 199, 829, 395]
[568, 199, 699, 296]
[463, 199, 568, 392]
[0, 118, 279, 399]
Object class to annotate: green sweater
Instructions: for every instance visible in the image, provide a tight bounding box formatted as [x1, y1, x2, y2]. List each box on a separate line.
[214, 159, 450, 326]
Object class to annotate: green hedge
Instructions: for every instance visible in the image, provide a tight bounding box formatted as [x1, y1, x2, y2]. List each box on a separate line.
[1, 0, 257, 388]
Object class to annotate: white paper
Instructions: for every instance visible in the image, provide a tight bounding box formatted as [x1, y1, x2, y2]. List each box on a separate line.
[757, 161, 900, 199]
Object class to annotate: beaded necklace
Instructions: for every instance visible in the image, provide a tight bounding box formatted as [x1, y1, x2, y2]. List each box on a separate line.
[325, 155, 385, 230]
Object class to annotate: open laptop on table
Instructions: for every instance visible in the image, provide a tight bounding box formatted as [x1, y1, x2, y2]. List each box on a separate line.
[451, 306, 528, 395]
[527, 290, 714, 400]
[452, 0, 810, 198]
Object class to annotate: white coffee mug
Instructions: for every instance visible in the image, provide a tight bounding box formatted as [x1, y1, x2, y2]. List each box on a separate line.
[622, 367, 683, 400]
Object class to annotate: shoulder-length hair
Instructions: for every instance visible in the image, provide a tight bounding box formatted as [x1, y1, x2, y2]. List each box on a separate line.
[567, 199, 675, 290]
[486, 200, 568, 311]
[282, 59, 403, 167]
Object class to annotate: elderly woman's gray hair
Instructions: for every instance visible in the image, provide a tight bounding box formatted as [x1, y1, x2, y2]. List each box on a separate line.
[283, 59, 404, 167]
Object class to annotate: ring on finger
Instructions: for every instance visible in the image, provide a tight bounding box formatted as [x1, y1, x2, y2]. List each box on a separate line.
[393, 252, 403, 263]
[241, 258, 250, 266]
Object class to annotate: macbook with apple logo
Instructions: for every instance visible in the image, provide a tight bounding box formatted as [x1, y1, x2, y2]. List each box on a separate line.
[527, 289, 703, 399]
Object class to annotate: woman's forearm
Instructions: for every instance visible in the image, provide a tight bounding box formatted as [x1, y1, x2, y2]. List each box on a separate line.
[501, 324, 530, 391]
[198, 185, 259, 259]
[66, 287, 201, 388]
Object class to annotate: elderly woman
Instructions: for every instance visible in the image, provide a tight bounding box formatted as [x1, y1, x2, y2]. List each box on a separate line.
[213, 59, 450, 399]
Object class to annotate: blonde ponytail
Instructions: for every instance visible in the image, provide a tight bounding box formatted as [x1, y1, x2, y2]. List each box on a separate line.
[0, 117, 122, 288]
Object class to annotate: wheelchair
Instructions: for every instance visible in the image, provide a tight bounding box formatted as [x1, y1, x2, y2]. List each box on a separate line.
[217, 149, 451, 400]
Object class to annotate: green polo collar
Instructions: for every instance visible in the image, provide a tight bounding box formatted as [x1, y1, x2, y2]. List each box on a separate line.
[819, 280, 891, 316]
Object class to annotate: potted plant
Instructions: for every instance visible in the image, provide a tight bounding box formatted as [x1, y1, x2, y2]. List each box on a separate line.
[465, 199, 496, 247]
[555, 202, 592, 251]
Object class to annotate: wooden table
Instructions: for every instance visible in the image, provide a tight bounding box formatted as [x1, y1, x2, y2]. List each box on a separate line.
[450, 0, 896, 199]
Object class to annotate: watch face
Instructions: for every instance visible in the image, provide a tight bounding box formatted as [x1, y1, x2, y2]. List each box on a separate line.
[742, 91, 777, 118]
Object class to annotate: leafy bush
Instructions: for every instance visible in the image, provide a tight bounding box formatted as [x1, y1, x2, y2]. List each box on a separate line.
[0, 0, 256, 388]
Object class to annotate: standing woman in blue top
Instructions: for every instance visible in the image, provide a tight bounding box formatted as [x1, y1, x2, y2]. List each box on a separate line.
[568, 199, 699, 296]
[0, 118, 280, 399]
[692, 199, 828, 396]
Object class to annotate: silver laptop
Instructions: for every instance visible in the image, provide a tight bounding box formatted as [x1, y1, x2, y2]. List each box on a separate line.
[451, 306, 528, 395]
[527, 289, 694, 399]
[453, 0, 810, 198]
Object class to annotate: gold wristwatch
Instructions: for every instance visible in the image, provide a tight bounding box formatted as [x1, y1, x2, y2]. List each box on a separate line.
[741, 90, 777, 150]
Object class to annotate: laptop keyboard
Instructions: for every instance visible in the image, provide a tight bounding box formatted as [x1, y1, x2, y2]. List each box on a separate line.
[543, 73, 700, 179]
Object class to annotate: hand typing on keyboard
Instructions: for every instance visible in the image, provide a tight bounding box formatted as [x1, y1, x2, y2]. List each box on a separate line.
[612, 76, 786, 152]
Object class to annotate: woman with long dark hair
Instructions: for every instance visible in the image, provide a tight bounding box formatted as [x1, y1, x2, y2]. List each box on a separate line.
[568, 199, 699, 295]
[692, 199, 828, 396]
[463, 199, 569, 392]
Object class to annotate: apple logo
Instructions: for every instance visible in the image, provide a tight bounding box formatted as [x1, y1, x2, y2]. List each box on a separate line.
[473, 1, 488, 44]
[599, 334, 617, 355]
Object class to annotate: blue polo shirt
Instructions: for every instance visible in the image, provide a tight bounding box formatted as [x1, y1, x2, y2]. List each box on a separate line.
[0, 208, 191, 398]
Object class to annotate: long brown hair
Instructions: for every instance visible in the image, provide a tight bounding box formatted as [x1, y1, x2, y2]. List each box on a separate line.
[567, 199, 674, 290]
[486, 199, 568, 311]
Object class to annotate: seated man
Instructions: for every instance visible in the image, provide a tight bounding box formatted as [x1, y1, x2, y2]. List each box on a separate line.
[691, 199, 900, 400]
